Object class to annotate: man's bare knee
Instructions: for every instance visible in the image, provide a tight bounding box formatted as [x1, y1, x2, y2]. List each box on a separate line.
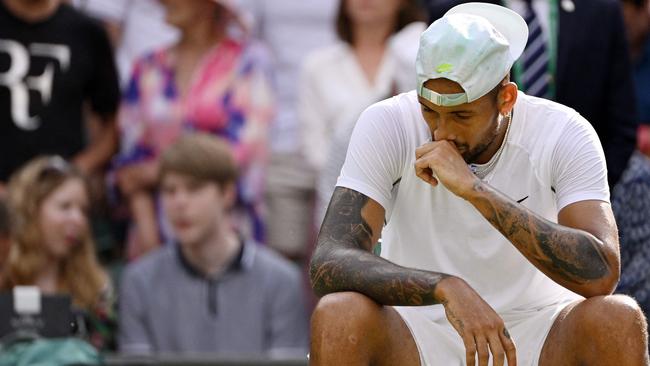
[577, 294, 648, 356]
[542, 296, 649, 366]
[581, 295, 647, 332]
[311, 292, 383, 336]
[310, 292, 386, 364]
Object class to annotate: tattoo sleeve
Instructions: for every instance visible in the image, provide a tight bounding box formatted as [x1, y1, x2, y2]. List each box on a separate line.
[468, 181, 615, 293]
[310, 187, 449, 306]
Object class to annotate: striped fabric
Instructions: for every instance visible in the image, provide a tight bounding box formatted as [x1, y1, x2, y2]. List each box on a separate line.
[521, 0, 550, 98]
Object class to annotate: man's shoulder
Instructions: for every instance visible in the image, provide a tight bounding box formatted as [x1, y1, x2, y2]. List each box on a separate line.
[57, 4, 106, 30]
[0, 3, 101, 30]
[508, 93, 593, 161]
[122, 246, 176, 283]
[516, 93, 584, 132]
[518, 92, 577, 113]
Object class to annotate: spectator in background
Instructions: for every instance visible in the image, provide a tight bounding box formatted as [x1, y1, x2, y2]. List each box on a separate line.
[622, 0, 650, 126]
[612, 0, 650, 323]
[119, 134, 308, 356]
[114, 0, 274, 259]
[428, 0, 638, 188]
[73, 0, 179, 88]
[240, 0, 338, 261]
[0, 156, 115, 350]
[298, 0, 427, 226]
[0, 0, 120, 191]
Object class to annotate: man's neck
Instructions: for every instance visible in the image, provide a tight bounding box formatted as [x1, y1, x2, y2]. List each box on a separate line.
[180, 229, 241, 278]
[2, 0, 60, 23]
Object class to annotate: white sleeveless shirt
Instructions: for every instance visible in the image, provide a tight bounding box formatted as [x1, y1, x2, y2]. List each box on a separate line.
[337, 90, 609, 322]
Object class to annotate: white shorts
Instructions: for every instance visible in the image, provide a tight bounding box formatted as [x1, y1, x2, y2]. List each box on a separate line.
[394, 300, 576, 366]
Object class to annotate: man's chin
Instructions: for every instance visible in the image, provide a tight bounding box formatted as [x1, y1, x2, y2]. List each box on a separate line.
[460, 151, 474, 164]
[175, 230, 199, 246]
[462, 145, 490, 164]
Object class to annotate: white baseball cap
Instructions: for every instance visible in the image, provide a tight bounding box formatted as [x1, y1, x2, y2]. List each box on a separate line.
[416, 2, 528, 106]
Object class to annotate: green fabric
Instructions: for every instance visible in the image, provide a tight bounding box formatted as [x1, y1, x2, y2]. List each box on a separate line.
[0, 338, 101, 366]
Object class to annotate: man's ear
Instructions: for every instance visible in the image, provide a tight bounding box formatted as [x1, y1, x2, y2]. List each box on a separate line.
[222, 182, 237, 210]
[497, 82, 518, 116]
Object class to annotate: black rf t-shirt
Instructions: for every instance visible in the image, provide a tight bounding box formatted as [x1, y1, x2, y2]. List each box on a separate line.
[0, 3, 119, 181]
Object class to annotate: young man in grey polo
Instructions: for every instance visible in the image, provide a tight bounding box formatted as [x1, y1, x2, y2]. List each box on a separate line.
[118, 133, 309, 357]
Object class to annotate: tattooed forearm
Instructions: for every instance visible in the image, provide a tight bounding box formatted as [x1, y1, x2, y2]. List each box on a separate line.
[310, 187, 450, 306]
[469, 181, 613, 291]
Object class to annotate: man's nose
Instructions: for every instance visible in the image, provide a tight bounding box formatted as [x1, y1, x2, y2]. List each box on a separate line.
[433, 117, 456, 141]
[170, 190, 190, 209]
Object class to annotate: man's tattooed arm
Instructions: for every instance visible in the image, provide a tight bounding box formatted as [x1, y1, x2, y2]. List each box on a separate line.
[467, 181, 620, 297]
[310, 187, 451, 306]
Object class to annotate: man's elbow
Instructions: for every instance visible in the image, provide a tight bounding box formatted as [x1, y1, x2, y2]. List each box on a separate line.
[581, 271, 620, 298]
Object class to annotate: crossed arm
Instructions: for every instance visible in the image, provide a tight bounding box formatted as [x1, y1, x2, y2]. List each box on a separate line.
[310, 187, 449, 306]
[311, 174, 619, 306]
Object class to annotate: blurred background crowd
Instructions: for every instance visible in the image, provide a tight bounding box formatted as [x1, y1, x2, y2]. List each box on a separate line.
[0, 0, 648, 362]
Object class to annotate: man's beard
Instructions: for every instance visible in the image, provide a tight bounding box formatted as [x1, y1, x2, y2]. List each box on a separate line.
[461, 113, 503, 164]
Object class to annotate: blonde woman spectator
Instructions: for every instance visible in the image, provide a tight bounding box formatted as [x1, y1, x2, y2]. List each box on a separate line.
[113, 0, 274, 259]
[298, 0, 426, 225]
[0, 156, 115, 350]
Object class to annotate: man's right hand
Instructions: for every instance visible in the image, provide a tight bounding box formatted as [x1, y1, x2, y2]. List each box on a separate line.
[438, 277, 517, 366]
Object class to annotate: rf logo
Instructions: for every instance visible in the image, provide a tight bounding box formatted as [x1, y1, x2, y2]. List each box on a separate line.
[0, 39, 70, 131]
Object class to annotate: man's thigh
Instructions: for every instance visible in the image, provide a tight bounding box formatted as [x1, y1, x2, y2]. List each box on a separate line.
[537, 300, 582, 366]
[380, 306, 422, 366]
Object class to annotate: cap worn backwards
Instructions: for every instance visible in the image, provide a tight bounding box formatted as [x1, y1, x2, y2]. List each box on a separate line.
[416, 2, 528, 107]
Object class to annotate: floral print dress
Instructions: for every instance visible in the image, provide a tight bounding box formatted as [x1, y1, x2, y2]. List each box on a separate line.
[114, 37, 274, 245]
